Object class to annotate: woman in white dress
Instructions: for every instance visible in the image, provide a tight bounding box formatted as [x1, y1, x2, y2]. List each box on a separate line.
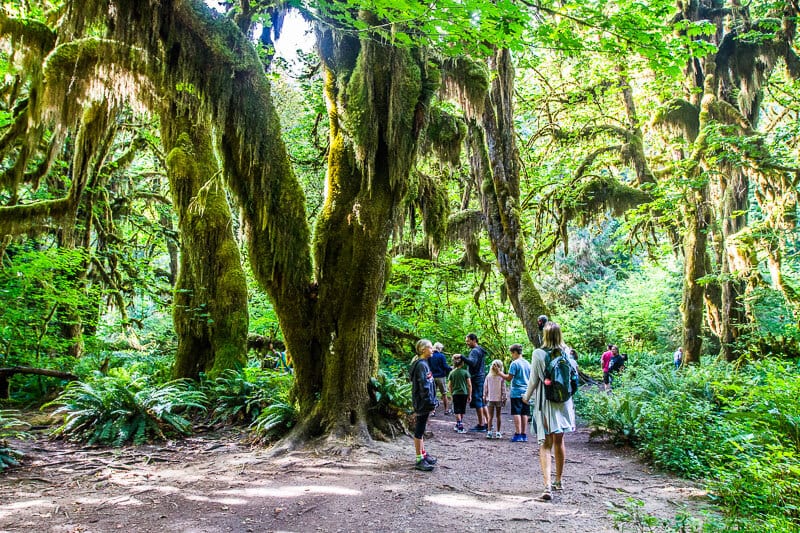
[522, 321, 577, 500]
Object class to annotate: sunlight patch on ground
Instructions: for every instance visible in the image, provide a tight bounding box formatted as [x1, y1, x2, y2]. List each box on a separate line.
[0, 498, 53, 519]
[184, 494, 248, 505]
[219, 485, 361, 498]
[424, 493, 532, 510]
[296, 466, 375, 476]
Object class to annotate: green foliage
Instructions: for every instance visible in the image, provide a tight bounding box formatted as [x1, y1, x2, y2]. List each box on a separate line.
[46, 372, 206, 446]
[0, 410, 30, 472]
[582, 357, 800, 530]
[205, 366, 294, 425]
[247, 370, 297, 441]
[558, 260, 682, 355]
[369, 367, 412, 417]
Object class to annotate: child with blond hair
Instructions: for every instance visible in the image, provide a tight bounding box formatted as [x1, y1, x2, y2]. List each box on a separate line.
[483, 359, 507, 439]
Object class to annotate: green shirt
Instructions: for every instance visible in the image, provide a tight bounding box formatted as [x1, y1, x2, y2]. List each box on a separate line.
[448, 367, 471, 395]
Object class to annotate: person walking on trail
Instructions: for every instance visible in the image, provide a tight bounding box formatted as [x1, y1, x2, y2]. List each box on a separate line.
[462, 333, 488, 432]
[499, 343, 531, 442]
[429, 342, 452, 415]
[483, 360, 507, 439]
[522, 321, 577, 501]
[601, 344, 614, 390]
[673, 347, 683, 370]
[410, 339, 438, 471]
[447, 354, 472, 433]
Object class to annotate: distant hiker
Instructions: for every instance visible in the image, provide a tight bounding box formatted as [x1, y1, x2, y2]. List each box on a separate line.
[448, 354, 472, 433]
[499, 343, 531, 442]
[608, 349, 627, 375]
[463, 333, 488, 432]
[522, 321, 577, 501]
[483, 360, 507, 439]
[601, 344, 614, 390]
[410, 339, 438, 471]
[536, 314, 548, 347]
[429, 342, 452, 416]
[673, 347, 683, 370]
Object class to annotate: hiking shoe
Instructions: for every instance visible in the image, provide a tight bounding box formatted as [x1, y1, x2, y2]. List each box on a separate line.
[552, 481, 563, 491]
[423, 452, 437, 465]
[415, 458, 434, 471]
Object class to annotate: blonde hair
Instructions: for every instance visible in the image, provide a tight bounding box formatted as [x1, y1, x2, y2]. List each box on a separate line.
[542, 321, 569, 352]
[489, 359, 504, 375]
[415, 338, 433, 355]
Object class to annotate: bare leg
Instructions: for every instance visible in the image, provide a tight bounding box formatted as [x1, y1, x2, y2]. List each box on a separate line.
[486, 406, 495, 431]
[552, 433, 566, 483]
[513, 414, 522, 434]
[539, 434, 553, 489]
[414, 437, 423, 457]
[522, 415, 529, 435]
[494, 406, 502, 432]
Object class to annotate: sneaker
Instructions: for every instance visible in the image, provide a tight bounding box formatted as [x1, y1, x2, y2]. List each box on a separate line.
[486, 431, 494, 439]
[415, 458, 434, 471]
[495, 431, 502, 439]
[521, 434, 528, 442]
[423, 452, 437, 465]
[552, 480, 563, 491]
[468, 425, 486, 432]
[453, 424, 462, 432]
[539, 487, 552, 501]
[445, 409, 453, 415]
[456, 426, 467, 434]
[510, 434, 524, 442]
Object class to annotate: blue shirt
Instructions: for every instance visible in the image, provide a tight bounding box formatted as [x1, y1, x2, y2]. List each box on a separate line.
[428, 350, 451, 378]
[508, 357, 531, 398]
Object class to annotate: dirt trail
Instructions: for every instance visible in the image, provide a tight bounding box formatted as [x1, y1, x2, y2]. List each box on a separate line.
[0, 409, 709, 532]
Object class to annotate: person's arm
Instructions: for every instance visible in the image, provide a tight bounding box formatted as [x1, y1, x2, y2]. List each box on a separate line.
[501, 380, 507, 405]
[523, 352, 541, 403]
[466, 375, 473, 398]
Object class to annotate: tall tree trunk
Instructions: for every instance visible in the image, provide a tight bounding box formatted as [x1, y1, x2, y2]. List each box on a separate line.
[682, 186, 710, 364]
[162, 105, 248, 379]
[472, 48, 548, 346]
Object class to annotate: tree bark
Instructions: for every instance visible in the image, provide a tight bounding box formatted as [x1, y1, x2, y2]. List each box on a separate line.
[472, 48, 549, 346]
[162, 105, 249, 379]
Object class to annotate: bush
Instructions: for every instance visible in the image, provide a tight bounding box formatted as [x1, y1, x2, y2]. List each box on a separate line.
[581, 357, 800, 529]
[205, 366, 294, 425]
[0, 410, 30, 471]
[369, 367, 413, 417]
[46, 372, 206, 445]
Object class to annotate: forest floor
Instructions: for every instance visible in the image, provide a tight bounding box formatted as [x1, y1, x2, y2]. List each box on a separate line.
[1, 406, 714, 533]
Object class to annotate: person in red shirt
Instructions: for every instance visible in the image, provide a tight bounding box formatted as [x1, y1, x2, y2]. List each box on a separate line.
[601, 345, 618, 390]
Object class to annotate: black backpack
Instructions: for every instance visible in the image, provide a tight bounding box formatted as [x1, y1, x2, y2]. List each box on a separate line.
[543, 348, 579, 403]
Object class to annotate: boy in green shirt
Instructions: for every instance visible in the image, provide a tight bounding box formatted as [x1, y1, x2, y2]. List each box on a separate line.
[447, 355, 473, 433]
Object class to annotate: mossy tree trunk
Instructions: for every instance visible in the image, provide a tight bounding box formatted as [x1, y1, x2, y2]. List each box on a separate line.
[162, 105, 248, 379]
[682, 187, 710, 364]
[470, 48, 548, 346]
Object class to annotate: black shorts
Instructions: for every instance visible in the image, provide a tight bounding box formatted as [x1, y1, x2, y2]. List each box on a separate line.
[603, 371, 611, 385]
[452, 394, 468, 415]
[510, 397, 530, 416]
[414, 411, 431, 439]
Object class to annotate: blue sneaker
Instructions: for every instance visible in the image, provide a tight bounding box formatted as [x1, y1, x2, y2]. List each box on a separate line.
[510, 434, 524, 442]
[521, 434, 528, 442]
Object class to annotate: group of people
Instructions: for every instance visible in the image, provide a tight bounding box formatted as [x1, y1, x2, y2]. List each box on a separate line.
[409, 321, 578, 501]
[600, 344, 627, 390]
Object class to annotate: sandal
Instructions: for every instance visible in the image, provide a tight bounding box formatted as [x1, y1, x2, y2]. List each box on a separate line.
[539, 486, 552, 501]
[552, 481, 563, 491]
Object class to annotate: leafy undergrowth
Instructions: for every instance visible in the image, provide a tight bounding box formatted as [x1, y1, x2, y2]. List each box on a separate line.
[580, 356, 800, 531]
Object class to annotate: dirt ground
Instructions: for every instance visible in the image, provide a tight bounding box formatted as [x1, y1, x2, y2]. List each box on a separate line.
[0, 408, 711, 533]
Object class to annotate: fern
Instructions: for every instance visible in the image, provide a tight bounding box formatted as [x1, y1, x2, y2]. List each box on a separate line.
[0, 410, 30, 472]
[205, 367, 293, 425]
[249, 401, 297, 441]
[45, 373, 206, 446]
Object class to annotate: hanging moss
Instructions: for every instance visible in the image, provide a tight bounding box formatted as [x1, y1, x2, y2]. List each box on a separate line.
[415, 171, 450, 251]
[0, 12, 57, 62]
[652, 98, 700, 141]
[423, 106, 467, 166]
[561, 175, 652, 227]
[440, 56, 489, 119]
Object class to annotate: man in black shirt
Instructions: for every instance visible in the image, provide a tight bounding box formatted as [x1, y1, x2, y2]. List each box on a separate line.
[463, 333, 488, 432]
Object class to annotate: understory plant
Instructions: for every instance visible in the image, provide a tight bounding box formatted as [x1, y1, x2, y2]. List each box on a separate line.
[46, 371, 206, 446]
[205, 365, 295, 425]
[369, 367, 413, 418]
[247, 369, 297, 441]
[581, 357, 800, 530]
[0, 410, 30, 471]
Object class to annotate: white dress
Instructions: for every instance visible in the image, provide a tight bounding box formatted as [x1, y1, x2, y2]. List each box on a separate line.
[522, 347, 577, 444]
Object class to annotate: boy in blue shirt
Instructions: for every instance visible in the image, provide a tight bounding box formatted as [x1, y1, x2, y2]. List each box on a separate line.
[499, 343, 531, 442]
